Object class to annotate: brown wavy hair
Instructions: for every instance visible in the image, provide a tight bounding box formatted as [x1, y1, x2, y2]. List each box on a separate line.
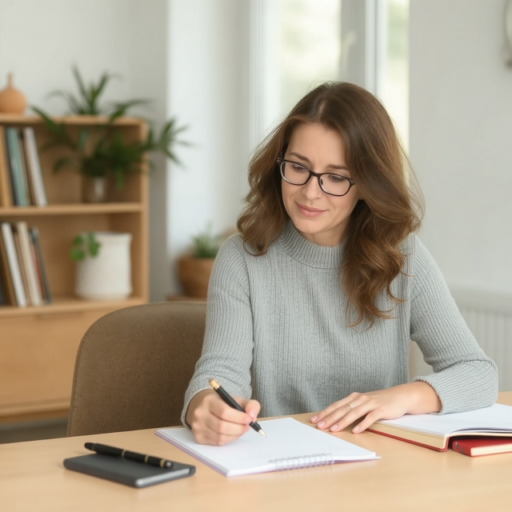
[237, 82, 424, 326]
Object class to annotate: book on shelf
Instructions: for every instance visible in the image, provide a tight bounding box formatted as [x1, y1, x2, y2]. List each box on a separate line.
[0, 230, 17, 305]
[0, 126, 13, 207]
[367, 403, 512, 452]
[21, 127, 47, 206]
[29, 226, 52, 304]
[0, 222, 27, 306]
[15, 221, 43, 306]
[5, 128, 30, 206]
[450, 437, 512, 457]
[16, 130, 30, 204]
[12, 227, 31, 305]
[0, 269, 5, 305]
[156, 417, 378, 477]
[0, 250, 7, 305]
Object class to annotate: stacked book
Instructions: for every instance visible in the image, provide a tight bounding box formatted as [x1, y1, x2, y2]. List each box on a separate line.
[0, 221, 52, 307]
[0, 126, 47, 207]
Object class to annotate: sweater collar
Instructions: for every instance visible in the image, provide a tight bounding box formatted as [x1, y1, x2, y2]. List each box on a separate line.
[278, 221, 343, 269]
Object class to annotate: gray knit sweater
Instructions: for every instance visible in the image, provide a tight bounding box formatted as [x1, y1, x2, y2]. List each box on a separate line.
[182, 222, 498, 423]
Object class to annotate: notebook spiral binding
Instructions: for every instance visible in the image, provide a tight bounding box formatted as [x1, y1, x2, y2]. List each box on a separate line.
[269, 453, 334, 471]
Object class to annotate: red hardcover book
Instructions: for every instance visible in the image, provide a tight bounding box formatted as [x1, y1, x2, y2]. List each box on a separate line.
[451, 437, 512, 457]
[367, 403, 512, 452]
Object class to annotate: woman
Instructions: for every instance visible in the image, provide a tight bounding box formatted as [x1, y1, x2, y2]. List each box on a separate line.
[182, 82, 498, 446]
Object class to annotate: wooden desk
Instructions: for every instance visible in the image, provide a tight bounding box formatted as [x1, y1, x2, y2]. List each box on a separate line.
[1, 393, 511, 512]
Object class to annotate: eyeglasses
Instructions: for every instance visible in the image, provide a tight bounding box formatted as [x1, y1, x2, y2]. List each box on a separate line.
[277, 158, 355, 197]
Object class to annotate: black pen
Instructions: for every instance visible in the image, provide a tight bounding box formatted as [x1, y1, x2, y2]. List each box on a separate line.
[209, 378, 266, 437]
[84, 442, 174, 468]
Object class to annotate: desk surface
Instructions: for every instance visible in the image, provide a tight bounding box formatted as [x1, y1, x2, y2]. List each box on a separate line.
[1, 392, 511, 512]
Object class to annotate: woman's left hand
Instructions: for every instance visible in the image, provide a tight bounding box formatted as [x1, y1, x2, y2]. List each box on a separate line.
[310, 381, 441, 434]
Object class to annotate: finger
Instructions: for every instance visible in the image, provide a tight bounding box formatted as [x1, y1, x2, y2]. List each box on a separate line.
[200, 409, 252, 445]
[311, 393, 361, 424]
[190, 394, 251, 445]
[192, 405, 251, 444]
[197, 423, 250, 446]
[352, 410, 382, 434]
[205, 412, 251, 435]
[325, 400, 378, 432]
[316, 404, 351, 429]
[210, 408, 251, 435]
[331, 401, 384, 433]
[238, 398, 261, 421]
[210, 396, 253, 426]
[317, 401, 362, 430]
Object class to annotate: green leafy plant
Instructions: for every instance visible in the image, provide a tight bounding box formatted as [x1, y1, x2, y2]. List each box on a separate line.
[69, 232, 101, 262]
[191, 226, 222, 259]
[47, 66, 148, 116]
[32, 66, 188, 190]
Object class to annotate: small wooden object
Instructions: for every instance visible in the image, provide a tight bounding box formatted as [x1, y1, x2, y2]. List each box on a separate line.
[0, 74, 27, 114]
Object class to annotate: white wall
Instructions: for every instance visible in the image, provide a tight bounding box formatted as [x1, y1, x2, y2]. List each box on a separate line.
[409, 0, 512, 294]
[165, 0, 251, 297]
[0, 0, 159, 115]
[0, 0, 252, 301]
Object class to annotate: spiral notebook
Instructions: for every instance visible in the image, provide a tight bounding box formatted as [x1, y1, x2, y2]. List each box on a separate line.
[156, 418, 378, 477]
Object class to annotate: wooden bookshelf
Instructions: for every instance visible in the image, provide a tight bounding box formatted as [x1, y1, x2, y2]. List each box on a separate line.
[0, 114, 148, 420]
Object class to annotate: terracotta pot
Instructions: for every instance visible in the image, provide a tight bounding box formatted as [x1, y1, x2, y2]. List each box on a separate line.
[0, 74, 26, 114]
[177, 255, 215, 298]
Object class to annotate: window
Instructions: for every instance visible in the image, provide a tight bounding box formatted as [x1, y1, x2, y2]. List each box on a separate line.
[376, 0, 409, 150]
[252, 0, 341, 144]
[251, 0, 409, 150]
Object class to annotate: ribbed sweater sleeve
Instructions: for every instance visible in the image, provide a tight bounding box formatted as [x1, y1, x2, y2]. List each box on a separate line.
[409, 238, 498, 412]
[181, 239, 253, 425]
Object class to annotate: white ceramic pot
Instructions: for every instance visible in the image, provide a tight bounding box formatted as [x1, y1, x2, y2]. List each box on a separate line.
[75, 232, 132, 300]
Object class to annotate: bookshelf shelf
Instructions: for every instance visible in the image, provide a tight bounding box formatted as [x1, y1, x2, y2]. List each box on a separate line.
[0, 114, 144, 126]
[0, 296, 145, 318]
[0, 115, 148, 421]
[0, 203, 144, 216]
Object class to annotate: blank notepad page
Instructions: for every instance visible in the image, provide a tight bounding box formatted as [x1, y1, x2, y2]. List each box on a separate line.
[156, 417, 378, 476]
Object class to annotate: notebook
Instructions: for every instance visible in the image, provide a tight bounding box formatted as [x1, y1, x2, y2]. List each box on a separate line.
[156, 417, 378, 477]
[63, 453, 195, 488]
[367, 403, 512, 452]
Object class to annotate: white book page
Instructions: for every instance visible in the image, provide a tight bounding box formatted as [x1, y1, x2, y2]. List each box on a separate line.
[377, 404, 512, 436]
[157, 417, 378, 477]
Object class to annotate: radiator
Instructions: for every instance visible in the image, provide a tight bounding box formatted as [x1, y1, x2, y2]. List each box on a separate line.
[409, 288, 512, 391]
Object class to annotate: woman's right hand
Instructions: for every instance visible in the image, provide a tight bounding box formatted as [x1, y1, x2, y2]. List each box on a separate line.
[185, 389, 261, 445]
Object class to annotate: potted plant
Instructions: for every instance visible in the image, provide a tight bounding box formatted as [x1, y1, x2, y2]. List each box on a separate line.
[32, 66, 187, 202]
[177, 226, 224, 299]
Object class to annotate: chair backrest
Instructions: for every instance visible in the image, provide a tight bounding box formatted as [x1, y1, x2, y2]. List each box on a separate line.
[67, 301, 206, 436]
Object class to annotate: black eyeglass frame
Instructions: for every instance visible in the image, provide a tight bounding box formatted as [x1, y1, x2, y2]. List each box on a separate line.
[277, 158, 355, 197]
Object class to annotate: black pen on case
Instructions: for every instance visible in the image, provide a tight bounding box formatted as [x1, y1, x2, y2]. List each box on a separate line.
[84, 442, 173, 468]
[209, 378, 266, 437]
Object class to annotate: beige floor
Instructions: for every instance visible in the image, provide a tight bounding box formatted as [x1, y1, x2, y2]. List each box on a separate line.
[0, 418, 68, 444]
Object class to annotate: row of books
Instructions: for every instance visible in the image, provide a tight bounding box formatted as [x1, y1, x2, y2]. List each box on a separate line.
[0, 221, 52, 307]
[0, 126, 48, 207]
